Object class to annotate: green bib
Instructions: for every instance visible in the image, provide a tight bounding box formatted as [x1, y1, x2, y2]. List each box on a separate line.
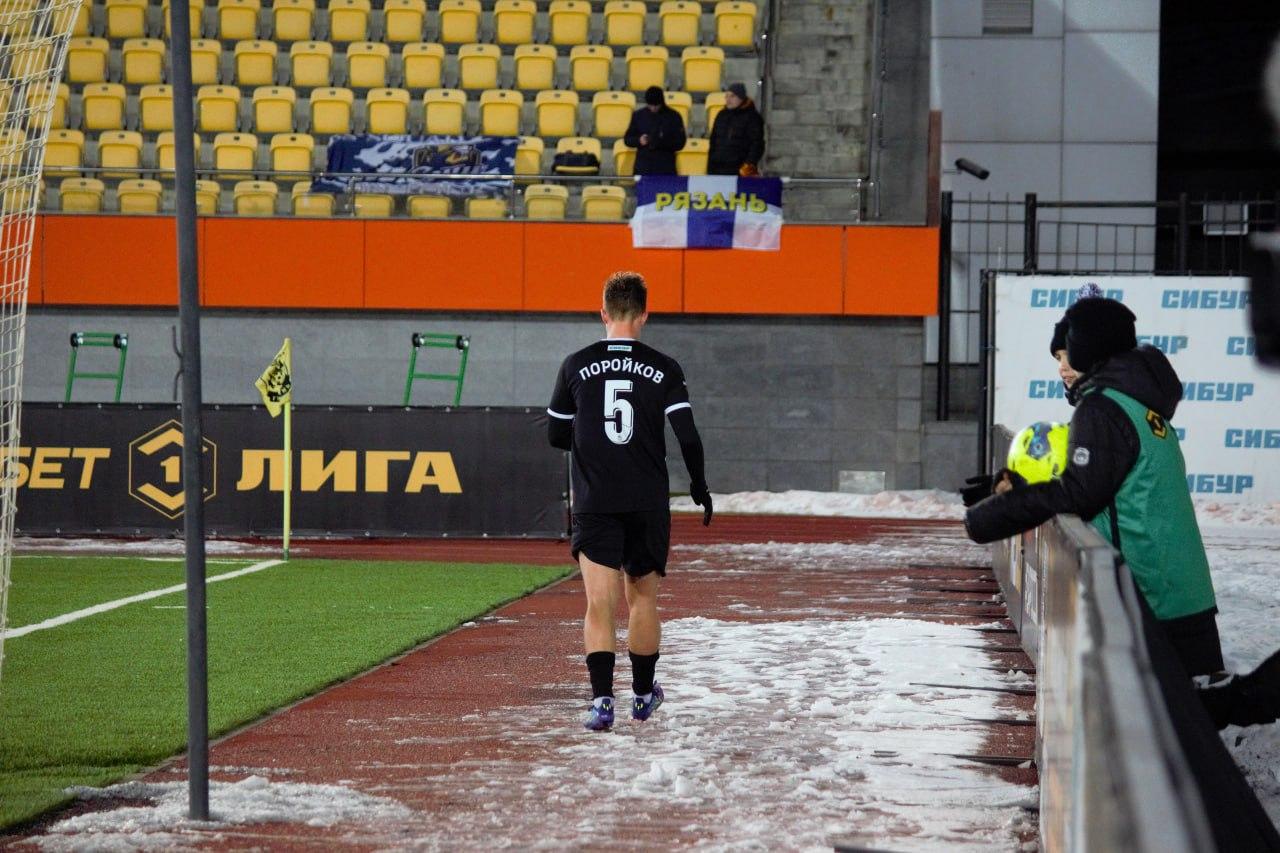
[1089, 387, 1216, 620]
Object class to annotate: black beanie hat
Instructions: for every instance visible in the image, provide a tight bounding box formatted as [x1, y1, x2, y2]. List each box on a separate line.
[644, 86, 664, 106]
[1064, 297, 1137, 373]
[1049, 317, 1069, 356]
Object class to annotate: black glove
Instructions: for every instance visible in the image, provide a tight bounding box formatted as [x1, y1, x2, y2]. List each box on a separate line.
[960, 474, 993, 507]
[691, 482, 713, 526]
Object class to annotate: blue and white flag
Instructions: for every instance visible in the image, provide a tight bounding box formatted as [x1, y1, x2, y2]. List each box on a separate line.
[312, 135, 517, 197]
[630, 176, 783, 250]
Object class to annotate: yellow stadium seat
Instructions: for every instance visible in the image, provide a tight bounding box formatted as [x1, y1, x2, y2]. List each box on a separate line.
[523, 183, 567, 220]
[59, 177, 105, 212]
[407, 194, 450, 218]
[604, 0, 644, 46]
[213, 131, 258, 178]
[17, 41, 56, 78]
[664, 89, 691, 127]
[162, 0, 206, 37]
[366, 87, 410, 133]
[197, 85, 242, 132]
[346, 41, 389, 88]
[121, 38, 165, 84]
[582, 184, 626, 220]
[253, 85, 297, 132]
[513, 44, 556, 91]
[309, 87, 354, 134]
[0, 0, 30, 39]
[195, 179, 221, 213]
[353, 192, 393, 217]
[382, 0, 425, 43]
[45, 129, 85, 176]
[66, 38, 109, 84]
[156, 132, 203, 172]
[535, 89, 578, 137]
[676, 136, 708, 175]
[611, 138, 634, 177]
[714, 0, 755, 47]
[466, 196, 506, 219]
[139, 84, 176, 131]
[401, 42, 444, 89]
[569, 45, 612, 92]
[217, 0, 261, 40]
[0, 130, 25, 175]
[270, 132, 314, 177]
[422, 88, 465, 135]
[493, 0, 534, 45]
[289, 40, 332, 87]
[235, 39, 279, 85]
[437, 0, 480, 43]
[703, 90, 726, 131]
[97, 130, 144, 178]
[479, 89, 522, 136]
[326, 0, 369, 42]
[191, 39, 224, 85]
[681, 46, 723, 93]
[66, 0, 92, 36]
[104, 0, 147, 38]
[548, 0, 589, 46]
[117, 178, 163, 213]
[626, 46, 667, 91]
[82, 83, 126, 131]
[291, 181, 333, 216]
[552, 136, 601, 175]
[272, 0, 314, 40]
[457, 43, 500, 90]
[514, 135, 543, 177]
[233, 179, 277, 214]
[592, 90, 635, 138]
[28, 84, 70, 130]
[659, 1, 700, 46]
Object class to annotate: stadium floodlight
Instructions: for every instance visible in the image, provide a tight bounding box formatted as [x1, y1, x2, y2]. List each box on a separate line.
[954, 158, 991, 180]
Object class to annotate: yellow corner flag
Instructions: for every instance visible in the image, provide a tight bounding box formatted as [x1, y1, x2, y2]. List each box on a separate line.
[255, 339, 292, 418]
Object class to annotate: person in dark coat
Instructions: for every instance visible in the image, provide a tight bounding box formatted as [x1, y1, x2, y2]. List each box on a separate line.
[623, 86, 686, 176]
[707, 82, 765, 176]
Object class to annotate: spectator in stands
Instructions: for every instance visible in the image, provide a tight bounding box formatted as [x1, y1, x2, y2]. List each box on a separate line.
[624, 86, 686, 176]
[707, 82, 765, 176]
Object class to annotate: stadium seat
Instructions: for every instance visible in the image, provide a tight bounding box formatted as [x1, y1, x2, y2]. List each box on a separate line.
[457, 43, 500, 90]
[81, 83, 126, 131]
[603, 1, 645, 46]
[140, 84, 176, 131]
[27, 83, 70, 130]
[611, 138, 634, 177]
[466, 196, 506, 219]
[493, 0, 535, 45]
[289, 40, 332, 87]
[535, 89, 578, 137]
[217, 0, 261, 40]
[548, 0, 590, 46]
[523, 183, 567, 220]
[438, 0, 480, 44]
[191, 39, 224, 85]
[703, 91, 726, 131]
[346, 41, 390, 88]
[272, 0, 314, 41]
[570, 45, 612, 92]
[479, 89, 522, 135]
[59, 177, 105, 212]
[97, 130, 144, 178]
[235, 39, 279, 86]
[0, 130, 24, 175]
[122, 39, 166, 85]
[270, 132, 314, 176]
[309, 87, 354, 133]
[291, 180, 333, 215]
[161, 0, 206, 37]
[514, 135, 543, 177]
[513, 44, 556, 91]
[67, 0, 92, 37]
[233, 179, 277, 214]
[13, 42, 55, 79]
[366, 87, 410, 133]
[195, 178, 220, 212]
[196, 85, 242, 132]
[382, 0, 425, 43]
[44, 129, 85, 176]
[327, 0, 369, 42]
[592, 90, 635, 138]
[407, 194, 450, 218]
[253, 85, 297, 132]
[401, 42, 444, 89]
[626, 46, 668, 91]
[3, 179, 44, 213]
[422, 88, 465, 134]
[714, 0, 755, 47]
[681, 46, 723, 92]
[213, 131, 259, 177]
[116, 178, 163, 213]
[676, 136, 708, 175]
[156, 132, 203, 172]
[104, 0, 147, 38]
[353, 192, 393, 217]
[659, 1, 700, 46]
[664, 89, 691, 127]
[552, 136, 601, 175]
[66, 38, 109, 84]
[582, 184, 626, 220]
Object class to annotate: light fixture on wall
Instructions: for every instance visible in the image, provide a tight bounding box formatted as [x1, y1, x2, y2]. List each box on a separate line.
[953, 158, 991, 180]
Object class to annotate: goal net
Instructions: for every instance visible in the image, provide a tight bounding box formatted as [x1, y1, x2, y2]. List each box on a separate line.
[0, 0, 79, 688]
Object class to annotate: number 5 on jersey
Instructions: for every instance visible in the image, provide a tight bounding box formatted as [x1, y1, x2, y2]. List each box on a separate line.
[604, 379, 634, 445]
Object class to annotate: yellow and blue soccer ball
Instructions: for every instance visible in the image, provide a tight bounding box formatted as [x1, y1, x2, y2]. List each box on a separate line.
[1007, 421, 1069, 484]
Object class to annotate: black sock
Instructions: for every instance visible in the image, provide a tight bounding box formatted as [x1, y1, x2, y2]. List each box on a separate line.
[586, 651, 615, 700]
[630, 650, 660, 696]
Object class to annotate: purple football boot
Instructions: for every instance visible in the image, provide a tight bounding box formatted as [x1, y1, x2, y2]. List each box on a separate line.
[583, 697, 615, 731]
[631, 683, 664, 721]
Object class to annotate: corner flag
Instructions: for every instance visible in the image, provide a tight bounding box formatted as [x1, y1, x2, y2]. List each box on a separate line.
[255, 339, 292, 417]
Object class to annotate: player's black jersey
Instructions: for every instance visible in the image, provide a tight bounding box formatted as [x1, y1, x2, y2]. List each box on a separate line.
[548, 338, 691, 512]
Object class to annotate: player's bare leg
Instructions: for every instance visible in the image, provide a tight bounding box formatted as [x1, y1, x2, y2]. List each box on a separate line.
[625, 571, 664, 720]
[580, 555, 623, 730]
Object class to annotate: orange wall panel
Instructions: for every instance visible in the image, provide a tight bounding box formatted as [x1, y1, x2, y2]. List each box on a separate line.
[683, 226, 845, 314]
[42, 215, 179, 306]
[203, 218, 365, 308]
[363, 221, 525, 310]
[522, 223, 683, 313]
[26, 215, 43, 304]
[843, 226, 938, 317]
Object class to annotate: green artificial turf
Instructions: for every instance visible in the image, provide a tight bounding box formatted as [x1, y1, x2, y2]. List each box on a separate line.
[0, 555, 572, 830]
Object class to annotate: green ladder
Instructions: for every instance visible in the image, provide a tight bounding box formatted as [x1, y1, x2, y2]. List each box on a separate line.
[65, 331, 128, 402]
[403, 332, 470, 406]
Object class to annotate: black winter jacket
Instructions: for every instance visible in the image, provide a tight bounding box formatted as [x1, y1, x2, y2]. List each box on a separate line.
[623, 105, 686, 176]
[707, 100, 765, 175]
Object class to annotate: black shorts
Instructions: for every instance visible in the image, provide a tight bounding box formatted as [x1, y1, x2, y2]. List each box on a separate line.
[571, 510, 671, 578]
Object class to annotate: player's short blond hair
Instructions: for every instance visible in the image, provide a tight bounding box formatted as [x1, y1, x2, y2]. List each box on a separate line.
[603, 271, 647, 320]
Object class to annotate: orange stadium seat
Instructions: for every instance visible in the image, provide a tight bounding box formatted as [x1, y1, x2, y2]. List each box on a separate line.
[292, 180, 334, 215]
[457, 43, 501, 90]
[104, 0, 147, 39]
[233, 179, 278, 214]
[270, 132, 315, 176]
[593, 90, 635, 138]
[290, 40, 333, 87]
[156, 132, 203, 172]
[382, 0, 425, 43]
[401, 42, 444, 89]
[140, 84, 176, 131]
[309, 87, 354, 133]
[548, 0, 590, 46]
[535, 89, 578, 137]
[235, 39, 279, 86]
[253, 85, 297, 132]
[366, 87, 411, 133]
[346, 41, 390, 88]
[523, 183, 567, 220]
[611, 138, 634, 177]
[117, 178, 164, 213]
[195, 179, 221, 213]
[272, 0, 315, 41]
[676, 136, 708, 175]
[217, 0, 261, 40]
[191, 39, 224, 85]
[122, 38, 166, 85]
[514, 135, 544, 177]
[423, 88, 466, 134]
[197, 85, 242, 132]
[570, 45, 612, 92]
[66, 38, 109, 84]
[626, 46, 668, 91]
[59, 177, 105, 212]
[714, 1, 756, 47]
[682, 46, 724, 92]
[326, 0, 370, 42]
[161, 0, 206, 37]
[438, 0, 480, 44]
[44, 129, 85, 176]
[97, 130, 144, 178]
[213, 131, 259, 177]
[479, 89, 522, 136]
[582, 184, 626, 220]
[81, 83, 126, 131]
[493, 0, 535, 45]
[604, 0, 645, 46]
[353, 192, 394, 217]
[659, 1, 700, 46]
[513, 44, 556, 91]
[407, 194, 450, 218]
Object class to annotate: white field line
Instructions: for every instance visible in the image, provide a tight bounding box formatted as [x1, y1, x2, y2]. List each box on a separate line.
[2, 560, 284, 640]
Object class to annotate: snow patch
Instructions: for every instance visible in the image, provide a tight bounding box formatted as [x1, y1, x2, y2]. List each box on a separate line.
[671, 489, 965, 520]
